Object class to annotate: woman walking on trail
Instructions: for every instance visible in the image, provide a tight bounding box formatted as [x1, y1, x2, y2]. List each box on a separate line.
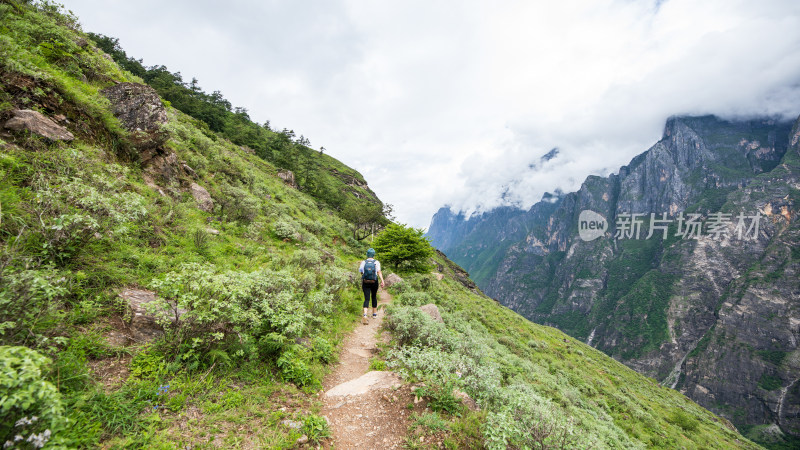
[359, 248, 385, 324]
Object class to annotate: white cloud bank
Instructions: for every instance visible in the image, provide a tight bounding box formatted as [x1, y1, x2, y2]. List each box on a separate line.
[61, 0, 800, 227]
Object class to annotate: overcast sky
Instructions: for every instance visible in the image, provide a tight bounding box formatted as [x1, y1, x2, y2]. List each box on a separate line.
[61, 0, 800, 228]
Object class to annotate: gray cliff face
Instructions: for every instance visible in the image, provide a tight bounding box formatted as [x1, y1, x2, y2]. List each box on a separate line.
[426, 114, 800, 442]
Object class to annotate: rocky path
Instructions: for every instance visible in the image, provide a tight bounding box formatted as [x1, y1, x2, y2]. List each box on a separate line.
[321, 288, 413, 449]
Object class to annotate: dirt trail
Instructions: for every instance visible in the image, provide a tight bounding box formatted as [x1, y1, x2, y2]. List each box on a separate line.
[321, 288, 412, 449]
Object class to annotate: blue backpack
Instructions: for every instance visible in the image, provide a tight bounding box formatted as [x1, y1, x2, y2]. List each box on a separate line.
[362, 259, 378, 283]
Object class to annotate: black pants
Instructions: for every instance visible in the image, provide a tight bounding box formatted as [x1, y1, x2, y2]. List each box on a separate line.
[362, 282, 378, 308]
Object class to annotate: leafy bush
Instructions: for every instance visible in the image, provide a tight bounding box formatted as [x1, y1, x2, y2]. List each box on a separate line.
[272, 219, 300, 241]
[0, 269, 68, 346]
[416, 380, 462, 416]
[128, 346, 169, 380]
[323, 265, 356, 294]
[0, 346, 65, 447]
[148, 263, 316, 365]
[301, 413, 331, 443]
[396, 291, 432, 307]
[384, 306, 454, 350]
[218, 183, 259, 222]
[386, 305, 589, 449]
[291, 248, 322, 269]
[35, 212, 100, 265]
[369, 357, 386, 371]
[311, 336, 334, 363]
[276, 350, 318, 390]
[668, 409, 699, 432]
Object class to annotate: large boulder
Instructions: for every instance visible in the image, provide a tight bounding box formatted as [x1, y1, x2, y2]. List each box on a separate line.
[3, 109, 74, 141]
[118, 288, 185, 343]
[419, 303, 443, 323]
[118, 289, 164, 343]
[190, 182, 214, 212]
[101, 82, 168, 151]
[384, 273, 404, 288]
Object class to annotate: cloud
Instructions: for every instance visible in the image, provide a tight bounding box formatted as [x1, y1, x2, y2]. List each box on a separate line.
[62, 0, 800, 228]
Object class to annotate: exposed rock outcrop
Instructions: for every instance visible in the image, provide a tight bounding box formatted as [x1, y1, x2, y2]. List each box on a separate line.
[278, 169, 297, 188]
[190, 182, 214, 212]
[427, 114, 800, 437]
[3, 109, 74, 141]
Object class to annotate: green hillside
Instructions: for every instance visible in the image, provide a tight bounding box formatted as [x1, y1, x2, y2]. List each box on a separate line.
[0, 2, 761, 448]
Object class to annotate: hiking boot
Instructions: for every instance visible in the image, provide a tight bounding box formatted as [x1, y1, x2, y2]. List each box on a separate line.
[361, 314, 369, 325]
[372, 313, 378, 319]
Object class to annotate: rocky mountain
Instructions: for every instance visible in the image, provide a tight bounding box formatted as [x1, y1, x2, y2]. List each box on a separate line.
[428, 114, 800, 446]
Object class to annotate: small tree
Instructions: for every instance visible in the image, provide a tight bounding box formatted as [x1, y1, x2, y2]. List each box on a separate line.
[341, 201, 385, 241]
[371, 223, 434, 272]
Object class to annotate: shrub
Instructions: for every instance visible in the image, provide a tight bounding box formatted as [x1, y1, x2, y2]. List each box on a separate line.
[416, 380, 462, 416]
[0, 269, 68, 346]
[484, 388, 579, 450]
[0, 346, 66, 447]
[307, 290, 334, 317]
[35, 212, 100, 265]
[148, 263, 312, 365]
[301, 413, 331, 443]
[369, 358, 386, 371]
[311, 336, 334, 363]
[384, 306, 454, 350]
[397, 291, 432, 307]
[667, 409, 699, 432]
[272, 219, 300, 241]
[276, 350, 318, 390]
[291, 249, 322, 270]
[323, 266, 356, 294]
[218, 183, 259, 222]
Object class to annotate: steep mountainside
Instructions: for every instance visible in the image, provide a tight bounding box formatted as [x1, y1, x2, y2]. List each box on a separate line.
[428, 115, 800, 446]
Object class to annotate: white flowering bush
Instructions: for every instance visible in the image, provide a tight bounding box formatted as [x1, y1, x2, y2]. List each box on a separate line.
[396, 291, 432, 307]
[272, 219, 300, 240]
[0, 346, 65, 448]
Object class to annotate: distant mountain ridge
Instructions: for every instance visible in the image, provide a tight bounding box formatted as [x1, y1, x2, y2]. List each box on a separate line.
[427, 114, 800, 445]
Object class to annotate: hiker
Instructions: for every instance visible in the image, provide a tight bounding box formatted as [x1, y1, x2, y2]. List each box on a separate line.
[359, 248, 385, 324]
